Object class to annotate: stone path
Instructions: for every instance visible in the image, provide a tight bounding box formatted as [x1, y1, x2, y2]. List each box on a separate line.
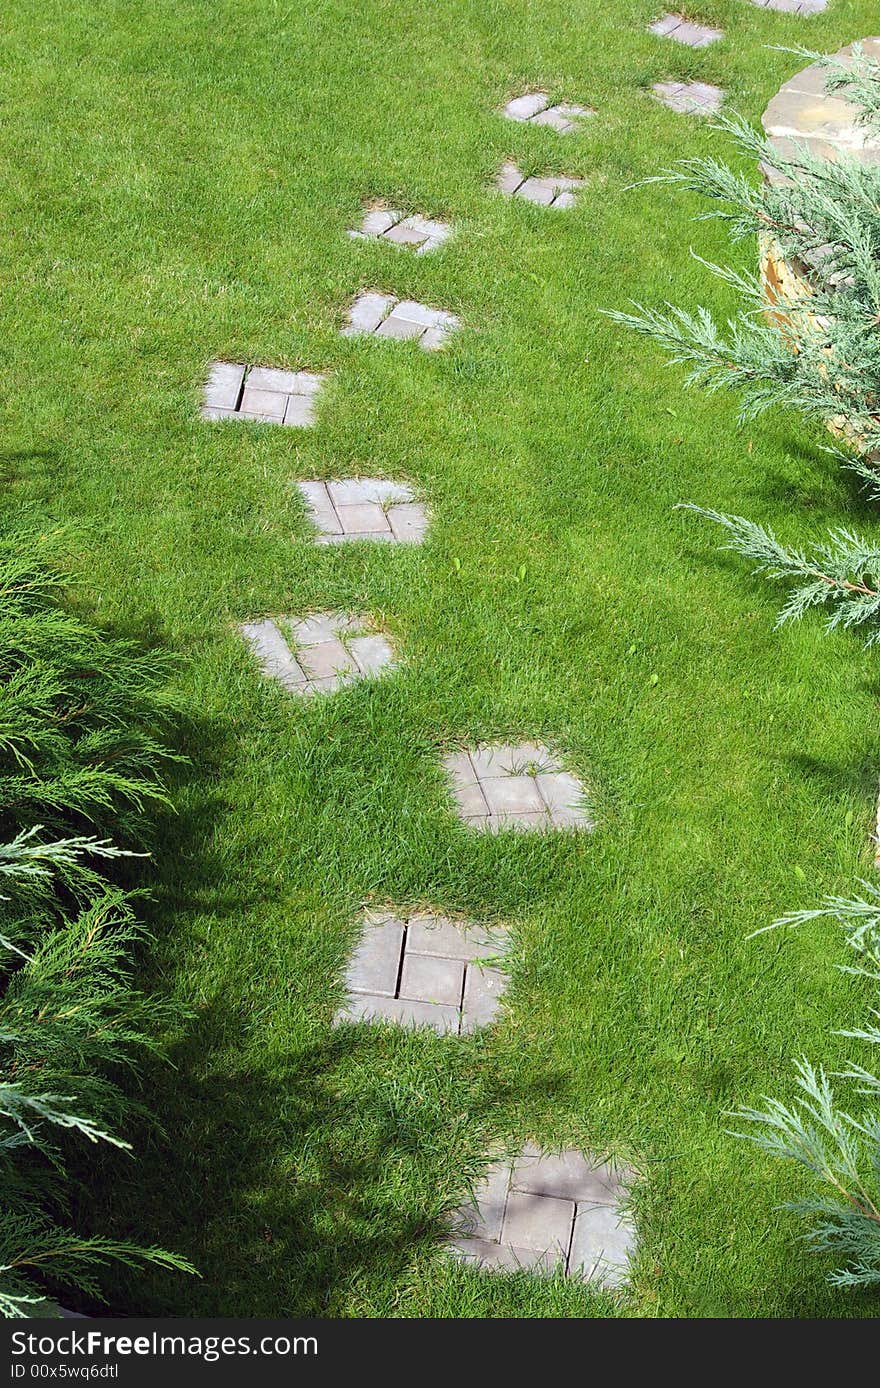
[342, 291, 460, 349]
[443, 743, 593, 832]
[335, 909, 509, 1034]
[496, 162, 586, 208]
[447, 1145, 636, 1285]
[239, 612, 395, 696]
[502, 92, 594, 133]
[649, 13, 723, 47]
[297, 478, 428, 544]
[751, 0, 826, 11]
[349, 206, 452, 253]
[653, 80, 724, 116]
[202, 361, 327, 426]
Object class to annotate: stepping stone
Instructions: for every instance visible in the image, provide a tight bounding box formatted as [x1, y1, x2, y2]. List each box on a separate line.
[239, 612, 395, 697]
[447, 1144, 636, 1286]
[334, 908, 509, 1035]
[495, 163, 586, 209]
[652, 80, 724, 115]
[296, 478, 429, 545]
[750, 0, 826, 11]
[201, 361, 328, 427]
[341, 292, 460, 350]
[349, 206, 453, 254]
[443, 743, 593, 833]
[501, 92, 595, 133]
[648, 13, 723, 46]
[762, 42, 880, 164]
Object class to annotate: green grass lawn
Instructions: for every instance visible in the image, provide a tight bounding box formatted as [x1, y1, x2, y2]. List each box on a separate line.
[4, 0, 880, 1319]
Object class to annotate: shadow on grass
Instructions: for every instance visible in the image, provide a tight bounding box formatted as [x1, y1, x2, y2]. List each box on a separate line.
[72, 999, 570, 1317]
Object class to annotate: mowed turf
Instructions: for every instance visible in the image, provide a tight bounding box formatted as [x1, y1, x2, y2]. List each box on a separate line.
[3, 0, 880, 1318]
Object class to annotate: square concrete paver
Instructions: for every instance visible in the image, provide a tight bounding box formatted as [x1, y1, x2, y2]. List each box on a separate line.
[342, 292, 460, 350]
[501, 92, 595, 133]
[296, 477, 429, 545]
[447, 1144, 636, 1286]
[239, 611, 395, 698]
[496, 163, 585, 209]
[653, 80, 724, 115]
[648, 13, 723, 45]
[201, 361, 328, 427]
[443, 743, 593, 832]
[349, 205, 453, 254]
[334, 909, 509, 1035]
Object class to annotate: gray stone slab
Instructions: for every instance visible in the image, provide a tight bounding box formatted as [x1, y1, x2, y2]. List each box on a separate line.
[343, 290, 396, 335]
[335, 501, 387, 533]
[447, 1145, 635, 1283]
[461, 964, 506, 1029]
[203, 360, 245, 409]
[502, 1190, 575, 1255]
[239, 387, 288, 421]
[406, 915, 502, 961]
[360, 207, 401, 235]
[650, 12, 722, 45]
[649, 11, 682, 35]
[350, 208, 451, 252]
[336, 909, 510, 1035]
[348, 634, 395, 676]
[290, 613, 345, 645]
[283, 394, 316, 427]
[653, 80, 724, 116]
[451, 778, 490, 820]
[399, 953, 465, 1007]
[246, 366, 300, 393]
[497, 161, 526, 194]
[447, 1238, 559, 1274]
[387, 503, 428, 541]
[345, 916, 405, 996]
[504, 91, 550, 121]
[376, 313, 426, 341]
[444, 742, 591, 833]
[404, 215, 450, 241]
[511, 1145, 622, 1203]
[454, 1160, 511, 1242]
[384, 222, 430, 247]
[536, 770, 592, 827]
[244, 612, 394, 698]
[421, 323, 455, 350]
[392, 300, 444, 328]
[480, 774, 546, 816]
[291, 371, 326, 396]
[296, 637, 357, 681]
[469, 743, 551, 777]
[338, 993, 461, 1033]
[569, 1205, 636, 1287]
[755, 0, 826, 10]
[498, 166, 584, 207]
[517, 177, 558, 206]
[297, 475, 427, 547]
[486, 811, 551, 833]
[532, 104, 592, 133]
[239, 620, 306, 690]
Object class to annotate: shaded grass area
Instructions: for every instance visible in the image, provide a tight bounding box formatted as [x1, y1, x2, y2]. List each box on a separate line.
[4, 0, 880, 1317]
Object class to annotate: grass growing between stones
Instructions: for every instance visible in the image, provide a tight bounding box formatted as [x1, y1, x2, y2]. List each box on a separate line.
[4, 0, 880, 1318]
